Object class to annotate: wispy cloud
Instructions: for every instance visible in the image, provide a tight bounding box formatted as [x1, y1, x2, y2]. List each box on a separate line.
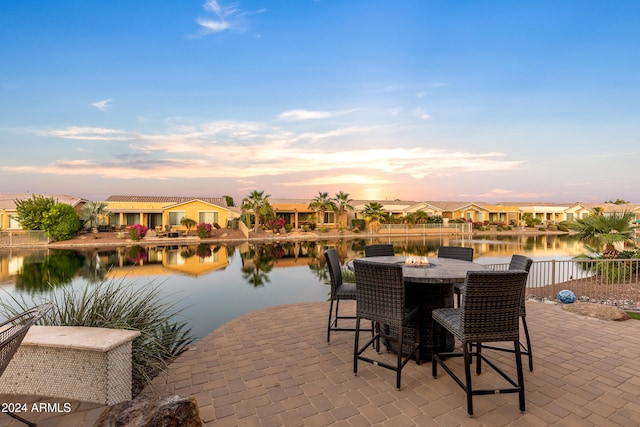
[193, 0, 265, 37]
[91, 99, 113, 112]
[39, 126, 131, 141]
[6, 119, 526, 185]
[412, 107, 432, 120]
[277, 109, 333, 121]
[283, 174, 390, 187]
[459, 188, 553, 199]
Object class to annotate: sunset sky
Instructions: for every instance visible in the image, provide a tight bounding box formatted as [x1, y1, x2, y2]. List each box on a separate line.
[1, 1, 638, 205]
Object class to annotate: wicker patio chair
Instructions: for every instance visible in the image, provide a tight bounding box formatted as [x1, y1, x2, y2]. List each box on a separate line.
[431, 271, 528, 416]
[437, 246, 474, 308]
[0, 303, 54, 426]
[325, 249, 369, 342]
[364, 244, 395, 257]
[353, 259, 420, 390]
[482, 254, 535, 371]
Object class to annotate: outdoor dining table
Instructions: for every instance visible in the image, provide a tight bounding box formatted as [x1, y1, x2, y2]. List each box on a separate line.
[348, 255, 487, 359]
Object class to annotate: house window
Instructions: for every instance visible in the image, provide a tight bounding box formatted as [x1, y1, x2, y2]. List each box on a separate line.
[199, 212, 218, 225]
[8, 215, 21, 229]
[125, 214, 140, 225]
[323, 212, 335, 224]
[169, 211, 185, 226]
[108, 214, 121, 227]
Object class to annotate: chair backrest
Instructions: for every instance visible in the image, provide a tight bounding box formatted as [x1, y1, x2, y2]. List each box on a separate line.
[0, 303, 53, 377]
[460, 271, 528, 342]
[508, 254, 533, 315]
[509, 254, 533, 272]
[364, 244, 395, 257]
[353, 259, 406, 327]
[437, 246, 474, 262]
[324, 248, 343, 297]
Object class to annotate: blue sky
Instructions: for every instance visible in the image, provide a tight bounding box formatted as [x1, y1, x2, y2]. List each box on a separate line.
[1, 0, 638, 205]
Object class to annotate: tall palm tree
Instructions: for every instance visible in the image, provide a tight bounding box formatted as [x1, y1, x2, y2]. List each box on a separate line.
[80, 201, 111, 230]
[362, 202, 387, 233]
[568, 210, 636, 258]
[241, 190, 271, 232]
[333, 191, 354, 228]
[308, 192, 337, 226]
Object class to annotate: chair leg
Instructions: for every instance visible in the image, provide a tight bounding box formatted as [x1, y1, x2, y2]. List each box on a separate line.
[514, 340, 526, 412]
[463, 342, 474, 416]
[327, 299, 335, 342]
[415, 318, 421, 366]
[5, 411, 36, 427]
[396, 325, 404, 390]
[521, 316, 533, 372]
[431, 319, 438, 377]
[353, 317, 361, 375]
[476, 342, 482, 375]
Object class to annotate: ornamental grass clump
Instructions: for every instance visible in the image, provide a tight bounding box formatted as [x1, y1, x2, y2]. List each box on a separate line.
[0, 278, 194, 397]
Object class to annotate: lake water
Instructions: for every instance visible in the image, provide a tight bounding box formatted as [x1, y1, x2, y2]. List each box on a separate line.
[0, 234, 587, 340]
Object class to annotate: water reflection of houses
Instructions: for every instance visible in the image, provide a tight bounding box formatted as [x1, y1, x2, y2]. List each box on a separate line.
[104, 244, 230, 278]
[239, 241, 319, 269]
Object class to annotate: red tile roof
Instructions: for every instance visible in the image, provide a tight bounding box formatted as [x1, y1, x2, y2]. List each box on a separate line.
[105, 195, 228, 207]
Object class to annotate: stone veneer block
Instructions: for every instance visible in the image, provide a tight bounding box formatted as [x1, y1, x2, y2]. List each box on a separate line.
[0, 326, 140, 405]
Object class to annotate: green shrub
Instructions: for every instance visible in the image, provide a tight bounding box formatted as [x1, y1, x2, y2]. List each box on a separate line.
[41, 203, 81, 241]
[14, 194, 55, 230]
[319, 226, 328, 233]
[351, 219, 366, 231]
[0, 279, 194, 397]
[129, 224, 148, 241]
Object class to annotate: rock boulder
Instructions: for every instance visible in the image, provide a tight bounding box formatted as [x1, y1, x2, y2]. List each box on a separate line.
[95, 395, 202, 427]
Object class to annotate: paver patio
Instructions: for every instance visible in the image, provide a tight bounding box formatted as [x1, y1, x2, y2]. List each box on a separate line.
[1, 300, 639, 426]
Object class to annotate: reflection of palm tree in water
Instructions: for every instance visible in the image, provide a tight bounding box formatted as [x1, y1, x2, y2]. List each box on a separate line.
[308, 243, 330, 283]
[78, 251, 108, 284]
[241, 244, 277, 287]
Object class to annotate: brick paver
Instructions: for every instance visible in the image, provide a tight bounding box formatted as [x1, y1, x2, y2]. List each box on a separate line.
[1, 300, 639, 426]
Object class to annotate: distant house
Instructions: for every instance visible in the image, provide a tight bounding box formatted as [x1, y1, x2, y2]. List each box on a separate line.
[0, 193, 87, 230]
[269, 199, 320, 229]
[422, 201, 490, 223]
[583, 203, 640, 223]
[270, 198, 422, 229]
[104, 195, 236, 231]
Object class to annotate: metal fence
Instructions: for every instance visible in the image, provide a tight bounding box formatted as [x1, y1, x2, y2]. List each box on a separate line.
[0, 230, 49, 247]
[372, 223, 473, 235]
[485, 259, 640, 310]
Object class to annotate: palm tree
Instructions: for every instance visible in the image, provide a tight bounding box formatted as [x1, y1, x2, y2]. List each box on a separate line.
[567, 210, 636, 258]
[80, 201, 111, 230]
[333, 191, 354, 228]
[362, 202, 387, 233]
[241, 190, 271, 232]
[308, 192, 337, 226]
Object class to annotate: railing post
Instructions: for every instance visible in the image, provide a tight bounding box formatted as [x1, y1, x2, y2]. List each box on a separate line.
[551, 259, 556, 287]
